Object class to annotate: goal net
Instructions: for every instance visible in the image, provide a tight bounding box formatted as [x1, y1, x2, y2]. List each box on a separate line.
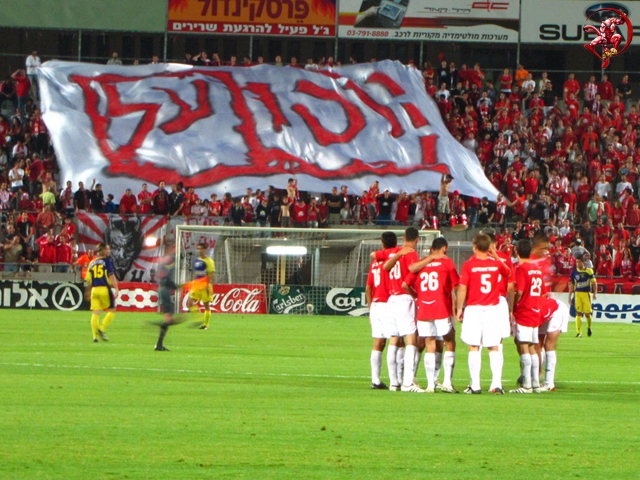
[175, 225, 440, 315]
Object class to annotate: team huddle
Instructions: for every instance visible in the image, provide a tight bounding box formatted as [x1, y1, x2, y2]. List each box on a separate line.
[366, 227, 593, 394]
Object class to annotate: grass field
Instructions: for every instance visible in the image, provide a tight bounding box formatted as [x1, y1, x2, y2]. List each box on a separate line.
[1, 310, 639, 479]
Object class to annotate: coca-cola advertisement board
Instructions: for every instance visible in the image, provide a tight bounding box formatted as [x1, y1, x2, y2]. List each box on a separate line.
[180, 284, 268, 314]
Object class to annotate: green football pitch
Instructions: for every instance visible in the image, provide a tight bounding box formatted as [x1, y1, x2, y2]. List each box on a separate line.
[1, 310, 639, 479]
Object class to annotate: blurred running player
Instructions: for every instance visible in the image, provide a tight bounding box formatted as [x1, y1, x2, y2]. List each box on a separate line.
[404, 237, 460, 393]
[154, 249, 179, 351]
[365, 231, 397, 389]
[510, 239, 545, 394]
[84, 243, 119, 342]
[456, 233, 511, 394]
[568, 256, 597, 337]
[374, 227, 422, 392]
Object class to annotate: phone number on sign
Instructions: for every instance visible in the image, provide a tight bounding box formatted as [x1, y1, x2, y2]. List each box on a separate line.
[346, 30, 389, 37]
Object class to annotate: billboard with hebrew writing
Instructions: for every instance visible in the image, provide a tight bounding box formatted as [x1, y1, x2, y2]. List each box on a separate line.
[168, 0, 336, 36]
[338, 0, 519, 42]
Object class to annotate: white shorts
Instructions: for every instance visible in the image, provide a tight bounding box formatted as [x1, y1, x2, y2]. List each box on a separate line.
[498, 296, 511, 338]
[516, 324, 539, 344]
[388, 294, 416, 337]
[369, 302, 389, 339]
[539, 301, 569, 335]
[460, 304, 502, 347]
[417, 317, 454, 338]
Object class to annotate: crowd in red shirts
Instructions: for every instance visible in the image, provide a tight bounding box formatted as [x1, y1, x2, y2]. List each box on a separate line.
[421, 58, 640, 279]
[1, 51, 640, 278]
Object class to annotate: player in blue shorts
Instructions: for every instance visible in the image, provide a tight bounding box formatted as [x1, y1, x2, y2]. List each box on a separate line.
[84, 243, 119, 342]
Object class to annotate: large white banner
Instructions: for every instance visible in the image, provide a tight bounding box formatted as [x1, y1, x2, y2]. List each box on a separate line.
[38, 61, 498, 200]
[339, 0, 519, 42]
[521, 0, 640, 44]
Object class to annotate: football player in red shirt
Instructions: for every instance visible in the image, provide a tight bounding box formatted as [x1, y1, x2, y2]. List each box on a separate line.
[366, 232, 397, 390]
[405, 237, 460, 393]
[456, 233, 511, 394]
[375, 227, 421, 392]
[510, 239, 545, 393]
[487, 232, 516, 352]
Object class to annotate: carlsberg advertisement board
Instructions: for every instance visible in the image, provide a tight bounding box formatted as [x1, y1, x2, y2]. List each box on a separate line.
[270, 285, 369, 316]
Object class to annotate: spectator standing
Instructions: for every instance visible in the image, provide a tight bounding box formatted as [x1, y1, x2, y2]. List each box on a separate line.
[30, 110, 48, 155]
[3, 234, 22, 273]
[152, 181, 170, 215]
[16, 211, 34, 248]
[74, 181, 91, 212]
[292, 197, 308, 227]
[104, 194, 117, 213]
[56, 234, 73, 272]
[326, 186, 343, 225]
[90, 182, 105, 213]
[376, 190, 393, 224]
[255, 198, 270, 228]
[29, 154, 44, 196]
[39, 184, 56, 208]
[120, 188, 137, 215]
[138, 183, 153, 215]
[35, 204, 56, 237]
[598, 74, 614, 101]
[75, 249, 95, 279]
[107, 52, 123, 66]
[514, 64, 529, 88]
[616, 74, 632, 104]
[25, 51, 41, 100]
[37, 228, 57, 271]
[9, 160, 25, 193]
[168, 183, 184, 216]
[11, 70, 30, 115]
[60, 180, 74, 214]
[230, 199, 245, 226]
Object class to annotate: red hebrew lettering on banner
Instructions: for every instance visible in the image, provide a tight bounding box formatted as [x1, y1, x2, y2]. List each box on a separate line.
[38, 61, 498, 199]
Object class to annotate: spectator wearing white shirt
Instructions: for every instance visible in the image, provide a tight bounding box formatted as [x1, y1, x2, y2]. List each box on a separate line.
[9, 159, 25, 193]
[12, 140, 28, 161]
[521, 73, 535, 92]
[504, 143, 521, 168]
[594, 174, 612, 199]
[616, 174, 633, 199]
[107, 52, 123, 66]
[436, 83, 451, 101]
[25, 51, 41, 100]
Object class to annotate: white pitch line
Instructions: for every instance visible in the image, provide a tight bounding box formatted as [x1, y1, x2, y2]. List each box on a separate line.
[1, 362, 640, 386]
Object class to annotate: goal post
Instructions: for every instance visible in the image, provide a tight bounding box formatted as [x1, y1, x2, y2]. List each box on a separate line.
[174, 225, 440, 315]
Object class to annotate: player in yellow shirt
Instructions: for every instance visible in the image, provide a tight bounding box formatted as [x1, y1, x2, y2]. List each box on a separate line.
[188, 242, 215, 330]
[568, 256, 597, 338]
[84, 243, 119, 342]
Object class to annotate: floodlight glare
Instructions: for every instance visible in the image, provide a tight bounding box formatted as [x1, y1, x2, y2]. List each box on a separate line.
[266, 246, 308, 256]
[144, 236, 159, 247]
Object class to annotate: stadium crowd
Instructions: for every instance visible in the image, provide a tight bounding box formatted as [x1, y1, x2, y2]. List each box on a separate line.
[1, 50, 640, 279]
